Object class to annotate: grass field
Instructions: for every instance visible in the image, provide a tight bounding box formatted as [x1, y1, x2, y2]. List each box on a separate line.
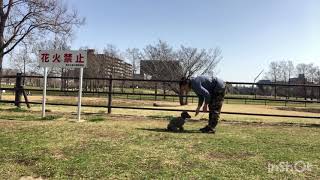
[0, 102, 320, 179]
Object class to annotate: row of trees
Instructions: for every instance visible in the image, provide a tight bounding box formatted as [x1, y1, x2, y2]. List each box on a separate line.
[266, 60, 320, 84]
[126, 40, 222, 80]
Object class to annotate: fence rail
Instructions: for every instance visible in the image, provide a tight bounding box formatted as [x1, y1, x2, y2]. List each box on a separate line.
[3, 75, 320, 87]
[1, 74, 320, 119]
[2, 87, 320, 104]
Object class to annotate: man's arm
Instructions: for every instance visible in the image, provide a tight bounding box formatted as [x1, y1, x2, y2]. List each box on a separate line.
[193, 82, 211, 115]
[195, 96, 204, 116]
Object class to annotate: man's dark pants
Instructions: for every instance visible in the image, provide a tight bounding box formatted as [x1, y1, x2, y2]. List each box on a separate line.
[208, 88, 226, 129]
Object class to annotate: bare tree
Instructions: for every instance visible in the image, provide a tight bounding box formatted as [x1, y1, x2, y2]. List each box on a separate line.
[141, 40, 178, 80]
[307, 64, 319, 99]
[296, 63, 309, 78]
[0, 0, 84, 98]
[276, 60, 295, 83]
[279, 60, 288, 83]
[178, 45, 222, 78]
[143, 40, 176, 62]
[286, 60, 295, 83]
[141, 40, 222, 105]
[315, 68, 320, 85]
[141, 40, 221, 81]
[267, 61, 281, 82]
[126, 48, 142, 75]
[307, 63, 318, 83]
[9, 45, 32, 74]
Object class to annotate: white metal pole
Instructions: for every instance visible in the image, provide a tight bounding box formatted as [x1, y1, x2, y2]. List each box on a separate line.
[77, 68, 84, 121]
[42, 67, 47, 118]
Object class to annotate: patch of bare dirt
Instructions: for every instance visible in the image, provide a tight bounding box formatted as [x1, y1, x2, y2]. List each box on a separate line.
[275, 107, 320, 113]
[51, 149, 67, 160]
[220, 119, 320, 128]
[15, 157, 39, 166]
[19, 176, 44, 180]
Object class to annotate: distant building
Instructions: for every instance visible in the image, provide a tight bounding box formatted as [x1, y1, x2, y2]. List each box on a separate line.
[85, 49, 133, 79]
[67, 49, 132, 79]
[289, 74, 307, 84]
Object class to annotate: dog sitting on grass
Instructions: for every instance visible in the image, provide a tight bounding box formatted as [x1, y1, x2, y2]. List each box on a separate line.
[167, 111, 191, 132]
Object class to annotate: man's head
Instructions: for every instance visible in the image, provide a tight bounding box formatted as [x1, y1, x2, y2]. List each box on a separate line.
[179, 77, 191, 94]
[181, 111, 191, 119]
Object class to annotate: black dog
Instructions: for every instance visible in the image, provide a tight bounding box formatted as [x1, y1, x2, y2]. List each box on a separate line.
[167, 111, 191, 132]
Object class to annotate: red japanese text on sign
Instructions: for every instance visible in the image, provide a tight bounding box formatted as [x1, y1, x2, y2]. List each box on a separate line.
[64, 53, 72, 63]
[41, 53, 49, 62]
[76, 53, 85, 63]
[52, 54, 61, 63]
[39, 50, 87, 68]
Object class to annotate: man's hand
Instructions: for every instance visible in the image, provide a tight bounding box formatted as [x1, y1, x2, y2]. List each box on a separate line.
[195, 106, 201, 116]
[203, 103, 208, 112]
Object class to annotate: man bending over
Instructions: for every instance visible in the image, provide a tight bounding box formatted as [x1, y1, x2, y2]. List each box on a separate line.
[179, 76, 226, 133]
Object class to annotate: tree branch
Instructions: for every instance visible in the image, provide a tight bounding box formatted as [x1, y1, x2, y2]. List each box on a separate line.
[3, 25, 36, 55]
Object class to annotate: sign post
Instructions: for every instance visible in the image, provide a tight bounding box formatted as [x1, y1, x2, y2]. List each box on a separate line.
[42, 67, 47, 118]
[39, 50, 87, 121]
[77, 68, 84, 121]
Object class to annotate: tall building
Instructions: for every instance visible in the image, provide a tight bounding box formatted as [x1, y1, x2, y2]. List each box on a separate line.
[84, 49, 132, 78]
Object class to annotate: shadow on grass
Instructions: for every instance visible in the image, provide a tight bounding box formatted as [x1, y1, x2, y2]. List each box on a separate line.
[137, 128, 203, 134]
[220, 120, 320, 128]
[0, 114, 61, 121]
[0, 107, 29, 112]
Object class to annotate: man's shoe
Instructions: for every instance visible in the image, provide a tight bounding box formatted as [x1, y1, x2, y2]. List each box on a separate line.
[200, 126, 215, 133]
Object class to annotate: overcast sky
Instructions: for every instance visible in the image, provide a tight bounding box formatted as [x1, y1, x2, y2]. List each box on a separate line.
[64, 0, 320, 81]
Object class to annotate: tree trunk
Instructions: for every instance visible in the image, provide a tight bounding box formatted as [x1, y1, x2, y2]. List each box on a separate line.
[0, 54, 3, 100]
[179, 92, 188, 105]
[0, 35, 4, 100]
[179, 94, 184, 105]
[0, 0, 6, 100]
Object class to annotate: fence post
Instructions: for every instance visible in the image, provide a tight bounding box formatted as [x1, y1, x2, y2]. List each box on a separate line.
[318, 87, 320, 102]
[14, 73, 23, 108]
[107, 75, 113, 114]
[163, 82, 166, 100]
[154, 83, 157, 101]
[304, 78, 307, 100]
[274, 84, 277, 99]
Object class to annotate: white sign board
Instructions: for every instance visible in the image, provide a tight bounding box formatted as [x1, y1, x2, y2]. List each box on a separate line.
[39, 50, 87, 121]
[39, 50, 87, 68]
